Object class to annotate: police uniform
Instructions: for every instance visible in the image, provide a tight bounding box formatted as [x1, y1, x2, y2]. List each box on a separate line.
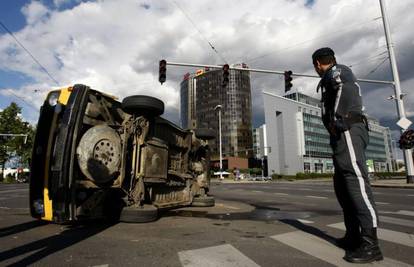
[313, 47, 383, 263]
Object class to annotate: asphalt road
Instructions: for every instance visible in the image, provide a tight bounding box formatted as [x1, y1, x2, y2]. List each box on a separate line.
[0, 181, 413, 267]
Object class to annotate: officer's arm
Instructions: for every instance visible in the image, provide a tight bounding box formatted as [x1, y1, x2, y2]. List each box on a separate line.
[331, 69, 343, 117]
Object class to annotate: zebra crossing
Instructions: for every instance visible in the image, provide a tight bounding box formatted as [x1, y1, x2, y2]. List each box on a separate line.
[178, 210, 414, 267]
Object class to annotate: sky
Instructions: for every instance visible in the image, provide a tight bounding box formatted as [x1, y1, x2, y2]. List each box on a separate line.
[0, 0, 414, 155]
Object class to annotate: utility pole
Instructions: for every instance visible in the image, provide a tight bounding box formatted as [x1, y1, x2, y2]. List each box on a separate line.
[379, 0, 414, 183]
[214, 105, 223, 180]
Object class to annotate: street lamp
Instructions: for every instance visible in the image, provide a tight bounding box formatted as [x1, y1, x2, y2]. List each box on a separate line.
[214, 104, 223, 180]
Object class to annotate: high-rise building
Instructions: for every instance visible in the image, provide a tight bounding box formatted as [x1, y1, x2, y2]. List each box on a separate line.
[253, 125, 268, 159]
[263, 91, 395, 175]
[180, 72, 197, 129]
[180, 64, 252, 158]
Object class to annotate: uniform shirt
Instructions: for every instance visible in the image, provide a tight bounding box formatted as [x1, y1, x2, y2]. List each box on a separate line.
[318, 64, 363, 131]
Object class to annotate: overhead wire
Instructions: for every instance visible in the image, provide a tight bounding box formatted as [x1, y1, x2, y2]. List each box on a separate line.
[1, 88, 40, 114]
[172, 1, 227, 64]
[0, 21, 60, 86]
[348, 51, 388, 68]
[363, 56, 389, 78]
[245, 16, 383, 64]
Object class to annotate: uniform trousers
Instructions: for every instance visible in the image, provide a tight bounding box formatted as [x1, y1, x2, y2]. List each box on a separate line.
[330, 123, 378, 234]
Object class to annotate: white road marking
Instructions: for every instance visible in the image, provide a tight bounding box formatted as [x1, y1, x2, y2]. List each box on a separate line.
[408, 195, 414, 197]
[394, 210, 414, 217]
[379, 216, 414, 227]
[215, 203, 241, 210]
[252, 190, 264, 193]
[296, 188, 313, 191]
[306, 195, 327, 199]
[376, 202, 390, 205]
[273, 193, 288, 196]
[0, 189, 29, 194]
[92, 265, 109, 267]
[328, 222, 414, 248]
[271, 231, 412, 267]
[323, 189, 334, 192]
[178, 244, 260, 267]
[297, 219, 314, 224]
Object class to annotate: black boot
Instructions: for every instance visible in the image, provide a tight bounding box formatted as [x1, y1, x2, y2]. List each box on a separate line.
[344, 228, 383, 263]
[336, 234, 361, 251]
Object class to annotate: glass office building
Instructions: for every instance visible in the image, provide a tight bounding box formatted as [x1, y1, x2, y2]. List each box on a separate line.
[180, 64, 253, 158]
[263, 91, 394, 175]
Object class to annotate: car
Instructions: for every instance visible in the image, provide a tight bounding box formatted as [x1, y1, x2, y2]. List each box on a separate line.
[30, 84, 215, 223]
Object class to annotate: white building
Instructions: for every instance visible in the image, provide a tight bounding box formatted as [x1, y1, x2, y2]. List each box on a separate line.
[263, 91, 394, 176]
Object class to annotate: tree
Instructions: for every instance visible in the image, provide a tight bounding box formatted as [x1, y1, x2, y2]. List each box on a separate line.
[0, 103, 35, 180]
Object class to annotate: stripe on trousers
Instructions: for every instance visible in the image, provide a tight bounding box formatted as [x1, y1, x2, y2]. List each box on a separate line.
[344, 130, 378, 228]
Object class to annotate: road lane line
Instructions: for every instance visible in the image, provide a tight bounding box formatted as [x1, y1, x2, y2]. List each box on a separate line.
[271, 231, 412, 267]
[273, 193, 288, 196]
[328, 222, 414, 248]
[395, 210, 414, 216]
[178, 244, 260, 267]
[379, 216, 414, 227]
[306, 195, 328, 199]
[379, 210, 414, 216]
[297, 219, 314, 224]
[252, 190, 264, 193]
[0, 189, 29, 194]
[376, 202, 390, 205]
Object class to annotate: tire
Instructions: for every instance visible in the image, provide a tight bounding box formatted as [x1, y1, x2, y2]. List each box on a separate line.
[191, 196, 215, 207]
[119, 205, 158, 223]
[122, 95, 164, 117]
[195, 128, 216, 140]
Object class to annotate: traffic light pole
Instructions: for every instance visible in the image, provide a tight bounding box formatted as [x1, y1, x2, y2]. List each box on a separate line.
[379, 0, 414, 183]
[165, 61, 395, 85]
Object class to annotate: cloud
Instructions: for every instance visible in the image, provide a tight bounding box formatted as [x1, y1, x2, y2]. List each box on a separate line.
[0, 0, 413, 130]
[21, 1, 50, 25]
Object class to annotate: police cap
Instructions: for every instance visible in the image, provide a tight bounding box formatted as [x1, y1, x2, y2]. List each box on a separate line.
[312, 47, 335, 62]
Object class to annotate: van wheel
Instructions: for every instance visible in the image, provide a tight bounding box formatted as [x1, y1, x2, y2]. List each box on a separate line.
[122, 95, 164, 117]
[119, 205, 158, 223]
[191, 196, 215, 207]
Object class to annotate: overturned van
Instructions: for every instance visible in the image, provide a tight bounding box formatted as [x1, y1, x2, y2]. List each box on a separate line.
[30, 84, 215, 223]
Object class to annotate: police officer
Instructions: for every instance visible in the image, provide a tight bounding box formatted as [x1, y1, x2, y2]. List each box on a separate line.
[312, 47, 383, 263]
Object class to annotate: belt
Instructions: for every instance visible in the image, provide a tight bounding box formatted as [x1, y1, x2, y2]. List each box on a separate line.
[342, 112, 369, 130]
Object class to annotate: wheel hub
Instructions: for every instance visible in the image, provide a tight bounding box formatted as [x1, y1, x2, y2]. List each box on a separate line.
[77, 125, 122, 184]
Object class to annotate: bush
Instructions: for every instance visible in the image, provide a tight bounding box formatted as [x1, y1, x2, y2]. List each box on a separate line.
[271, 172, 333, 180]
[371, 172, 406, 179]
[4, 174, 15, 183]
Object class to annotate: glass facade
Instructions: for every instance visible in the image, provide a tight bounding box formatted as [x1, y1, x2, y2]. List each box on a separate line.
[180, 66, 252, 158]
[194, 67, 252, 158]
[285, 92, 322, 108]
[302, 112, 332, 159]
[180, 73, 197, 129]
[284, 92, 393, 173]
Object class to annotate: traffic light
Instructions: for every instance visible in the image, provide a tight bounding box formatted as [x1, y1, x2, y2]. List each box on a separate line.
[159, 59, 167, 84]
[222, 64, 230, 87]
[284, 70, 293, 92]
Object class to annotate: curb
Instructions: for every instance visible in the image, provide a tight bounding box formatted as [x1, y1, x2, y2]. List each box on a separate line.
[371, 184, 414, 189]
